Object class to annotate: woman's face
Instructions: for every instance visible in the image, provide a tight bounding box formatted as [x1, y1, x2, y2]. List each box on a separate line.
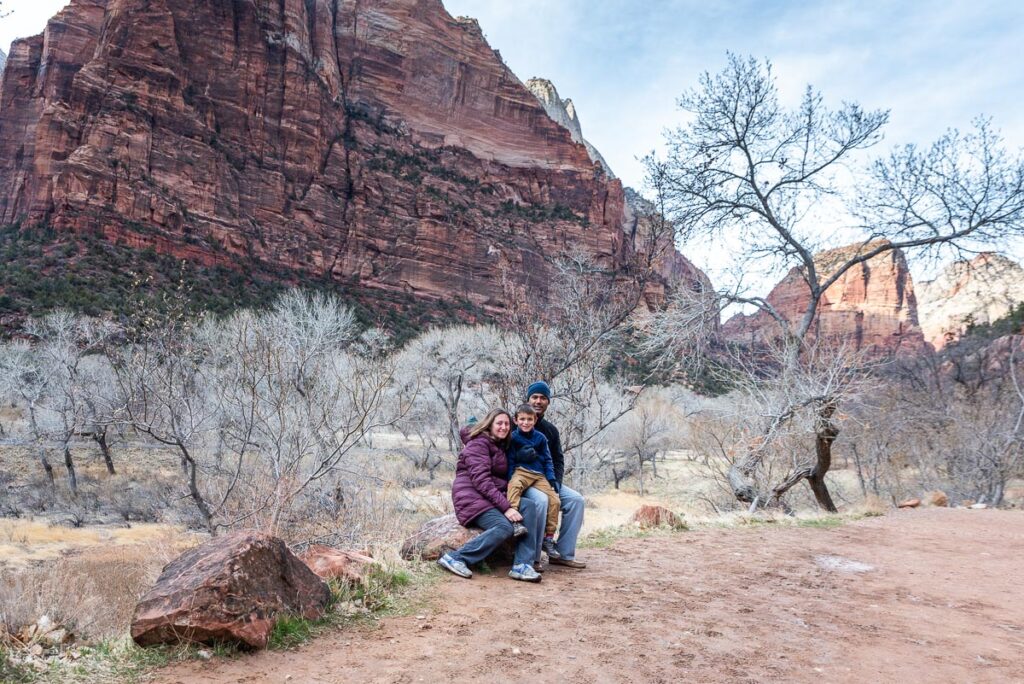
[490, 413, 511, 440]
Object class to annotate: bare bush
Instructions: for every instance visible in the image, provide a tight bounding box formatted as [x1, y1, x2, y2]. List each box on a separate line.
[848, 334, 1024, 505]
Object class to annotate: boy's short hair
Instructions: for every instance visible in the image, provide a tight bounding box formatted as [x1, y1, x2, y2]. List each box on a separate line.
[514, 403, 536, 418]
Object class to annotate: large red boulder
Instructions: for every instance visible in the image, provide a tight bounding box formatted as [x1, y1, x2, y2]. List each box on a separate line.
[131, 531, 330, 649]
[400, 513, 515, 563]
[300, 545, 378, 585]
[401, 514, 479, 561]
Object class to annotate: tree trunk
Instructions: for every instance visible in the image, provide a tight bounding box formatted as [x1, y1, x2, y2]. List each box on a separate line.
[63, 445, 78, 494]
[809, 407, 839, 513]
[177, 442, 214, 533]
[94, 432, 116, 475]
[38, 448, 55, 486]
[637, 452, 645, 496]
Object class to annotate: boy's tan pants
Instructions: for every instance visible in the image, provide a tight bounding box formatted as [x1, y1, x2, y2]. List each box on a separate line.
[507, 467, 560, 537]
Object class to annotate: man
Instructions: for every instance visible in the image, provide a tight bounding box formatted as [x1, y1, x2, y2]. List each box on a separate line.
[521, 380, 586, 568]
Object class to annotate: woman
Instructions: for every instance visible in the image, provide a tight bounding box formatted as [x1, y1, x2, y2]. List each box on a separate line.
[438, 408, 545, 582]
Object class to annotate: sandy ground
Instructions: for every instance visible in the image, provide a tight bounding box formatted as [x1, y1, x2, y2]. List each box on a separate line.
[156, 508, 1024, 684]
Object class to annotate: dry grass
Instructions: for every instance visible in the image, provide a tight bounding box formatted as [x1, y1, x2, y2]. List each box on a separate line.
[0, 525, 200, 641]
[0, 520, 201, 570]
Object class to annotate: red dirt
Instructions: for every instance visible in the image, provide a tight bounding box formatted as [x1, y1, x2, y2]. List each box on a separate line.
[155, 509, 1024, 683]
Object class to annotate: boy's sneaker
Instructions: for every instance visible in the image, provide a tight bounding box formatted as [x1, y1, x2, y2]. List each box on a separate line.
[511, 522, 528, 538]
[508, 563, 542, 582]
[542, 538, 562, 560]
[437, 553, 472, 579]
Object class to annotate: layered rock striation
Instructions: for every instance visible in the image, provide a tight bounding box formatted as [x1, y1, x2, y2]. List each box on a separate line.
[0, 0, 697, 315]
[722, 241, 928, 355]
[916, 253, 1024, 348]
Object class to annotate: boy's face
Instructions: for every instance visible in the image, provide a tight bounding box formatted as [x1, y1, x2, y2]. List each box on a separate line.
[516, 412, 536, 432]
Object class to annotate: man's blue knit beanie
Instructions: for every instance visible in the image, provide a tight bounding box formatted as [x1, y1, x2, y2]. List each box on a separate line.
[526, 381, 551, 401]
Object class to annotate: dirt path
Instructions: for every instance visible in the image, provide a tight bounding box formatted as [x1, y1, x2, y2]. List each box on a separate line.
[157, 509, 1024, 683]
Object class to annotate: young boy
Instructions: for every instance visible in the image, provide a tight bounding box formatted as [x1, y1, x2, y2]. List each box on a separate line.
[506, 404, 562, 560]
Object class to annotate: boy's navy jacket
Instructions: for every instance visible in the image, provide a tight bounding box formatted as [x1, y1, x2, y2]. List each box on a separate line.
[507, 428, 557, 483]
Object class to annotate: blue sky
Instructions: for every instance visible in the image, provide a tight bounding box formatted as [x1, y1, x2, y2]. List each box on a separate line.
[442, 0, 1024, 191]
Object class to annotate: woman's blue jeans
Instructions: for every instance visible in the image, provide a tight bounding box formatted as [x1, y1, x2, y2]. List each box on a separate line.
[450, 496, 545, 567]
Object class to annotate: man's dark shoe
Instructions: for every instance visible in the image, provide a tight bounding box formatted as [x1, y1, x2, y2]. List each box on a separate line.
[511, 522, 528, 538]
[542, 538, 562, 560]
[550, 557, 586, 569]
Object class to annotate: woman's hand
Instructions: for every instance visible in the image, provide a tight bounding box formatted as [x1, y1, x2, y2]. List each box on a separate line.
[504, 508, 523, 523]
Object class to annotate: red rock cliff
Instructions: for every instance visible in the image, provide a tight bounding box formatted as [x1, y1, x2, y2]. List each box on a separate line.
[722, 241, 929, 355]
[0, 0, 666, 312]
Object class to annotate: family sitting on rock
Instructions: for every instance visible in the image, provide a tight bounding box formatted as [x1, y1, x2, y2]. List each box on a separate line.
[437, 381, 586, 582]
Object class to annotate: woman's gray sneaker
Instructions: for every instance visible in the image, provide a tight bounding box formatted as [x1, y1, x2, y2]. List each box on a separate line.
[437, 553, 472, 579]
[508, 562, 542, 582]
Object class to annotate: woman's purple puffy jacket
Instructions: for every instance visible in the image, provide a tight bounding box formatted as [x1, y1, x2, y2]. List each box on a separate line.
[451, 427, 512, 526]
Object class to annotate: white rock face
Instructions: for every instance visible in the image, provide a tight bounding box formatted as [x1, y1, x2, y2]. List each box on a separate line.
[916, 253, 1024, 347]
[525, 77, 614, 178]
[0, 48, 7, 75]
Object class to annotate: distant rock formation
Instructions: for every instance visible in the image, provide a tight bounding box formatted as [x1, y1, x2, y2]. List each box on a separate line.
[0, 48, 7, 74]
[526, 77, 615, 178]
[916, 253, 1024, 348]
[722, 241, 929, 356]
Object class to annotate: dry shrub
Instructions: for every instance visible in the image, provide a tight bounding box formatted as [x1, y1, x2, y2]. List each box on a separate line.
[0, 531, 197, 642]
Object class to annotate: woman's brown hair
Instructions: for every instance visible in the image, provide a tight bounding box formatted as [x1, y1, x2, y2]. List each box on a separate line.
[467, 408, 512, 446]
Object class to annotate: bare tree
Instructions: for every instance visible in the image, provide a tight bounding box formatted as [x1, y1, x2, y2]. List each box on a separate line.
[0, 341, 56, 484]
[21, 312, 114, 493]
[107, 291, 222, 531]
[203, 291, 416, 535]
[607, 389, 682, 496]
[645, 54, 1024, 511]
[396, 325, 500, 452]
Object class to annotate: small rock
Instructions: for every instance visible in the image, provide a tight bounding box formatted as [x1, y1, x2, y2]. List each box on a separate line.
[29, 644, 44, 657]
[924, 490, 949, 507]
[299, 545, 379, 586]
[630, 505, 686, 530]
[196, 649, 212, 660]
[897, 498, 921, 509]
[39, 628, 72, 647]
[959, 500, 975, 508]
[970, 503, 988, 509]
[511, 647, 521, 655]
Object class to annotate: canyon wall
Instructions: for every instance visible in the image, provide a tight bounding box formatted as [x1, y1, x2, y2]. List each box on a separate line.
[0, 0, 694, 315]
[525, 77, 614, 178]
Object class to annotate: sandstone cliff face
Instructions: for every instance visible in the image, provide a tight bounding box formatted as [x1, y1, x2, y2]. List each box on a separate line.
[916, 253, 1024, 348]
[722, 242, 928, 355]
[0, 0, 651, 313]
[622, 187, 711, 300]
[525, 77, 614, 178]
